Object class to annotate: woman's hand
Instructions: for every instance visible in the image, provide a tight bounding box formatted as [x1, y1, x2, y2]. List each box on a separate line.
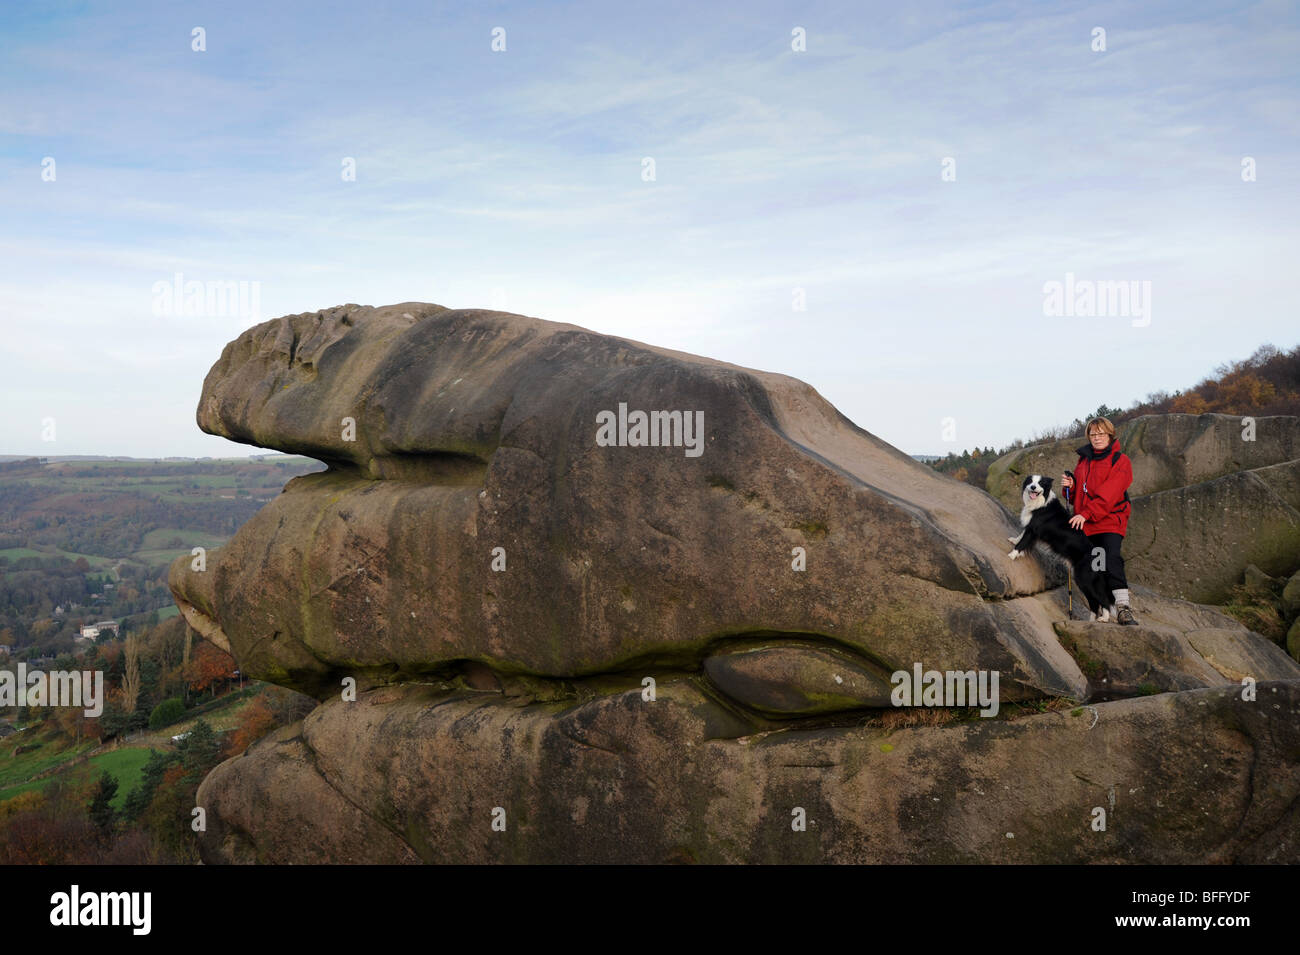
[1069, 514, 1086, 530]
[1060, 473, 1073, 489]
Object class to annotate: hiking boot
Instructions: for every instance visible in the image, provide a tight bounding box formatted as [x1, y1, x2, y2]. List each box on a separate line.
[1116, 606, 1138, 626]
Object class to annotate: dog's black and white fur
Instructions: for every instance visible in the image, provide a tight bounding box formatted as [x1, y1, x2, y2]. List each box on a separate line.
[1007, 474, 1115, 622]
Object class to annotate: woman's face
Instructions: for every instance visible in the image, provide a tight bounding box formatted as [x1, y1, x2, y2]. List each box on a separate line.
[1088, 428, 1111, 449]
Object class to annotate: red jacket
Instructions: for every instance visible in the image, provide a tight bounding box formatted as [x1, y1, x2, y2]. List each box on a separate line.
[1068, 438, 1133, 536]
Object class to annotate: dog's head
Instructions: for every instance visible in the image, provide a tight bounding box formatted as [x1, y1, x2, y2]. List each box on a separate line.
[1021, 474, 1054, 510]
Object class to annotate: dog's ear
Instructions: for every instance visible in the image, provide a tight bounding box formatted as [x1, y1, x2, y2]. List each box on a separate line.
[1040, 476, 1054, 492]
[1021, 475, 1033, 489]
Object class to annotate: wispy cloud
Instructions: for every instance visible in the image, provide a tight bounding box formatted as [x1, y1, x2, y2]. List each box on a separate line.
[1, 0, 1297, 457]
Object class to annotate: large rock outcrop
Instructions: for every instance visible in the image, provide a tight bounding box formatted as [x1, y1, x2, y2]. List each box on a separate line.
[169, 302, 1074, 698]
[172, 304, 1300, 863]
[986, 415, 1300, 602]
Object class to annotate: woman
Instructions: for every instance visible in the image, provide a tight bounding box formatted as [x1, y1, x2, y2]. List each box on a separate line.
[1061, 416, 1138, 625]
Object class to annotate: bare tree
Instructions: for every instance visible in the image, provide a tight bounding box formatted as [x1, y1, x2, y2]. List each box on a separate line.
[182, 626, 193, 702]
[121, 633, 141, 717]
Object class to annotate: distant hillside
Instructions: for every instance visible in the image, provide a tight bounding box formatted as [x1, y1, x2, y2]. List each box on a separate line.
[0, 456, 324, 656]
[933, 342, 1300, 488]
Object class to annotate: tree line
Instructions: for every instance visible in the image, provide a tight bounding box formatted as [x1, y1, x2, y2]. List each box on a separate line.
[932, 342, 1300, 487]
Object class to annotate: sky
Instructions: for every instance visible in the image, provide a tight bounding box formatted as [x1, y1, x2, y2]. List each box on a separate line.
[1, 0, 1297, 458]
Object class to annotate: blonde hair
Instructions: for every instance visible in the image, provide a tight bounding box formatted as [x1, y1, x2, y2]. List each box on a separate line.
[1085, 416, 1116, 438]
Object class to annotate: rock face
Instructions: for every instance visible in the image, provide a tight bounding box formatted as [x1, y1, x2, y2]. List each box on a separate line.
[986, 413, 1300, 506]
[170, 303, 1073, 698]
[986, 415, 1300, 602]
[174, 304, 1300, 863]
[199, 677, 1300, 864]
[1029, 583, 1298, 700]
[1282, 569, 1300, 617]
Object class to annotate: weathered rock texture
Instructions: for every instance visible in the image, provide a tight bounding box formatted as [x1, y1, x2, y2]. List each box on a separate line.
[170, 303, 1073, 698]
[173, 304, 1300, 863]
[986, 415, 1300, 602]
[199, 677, 1300, 864]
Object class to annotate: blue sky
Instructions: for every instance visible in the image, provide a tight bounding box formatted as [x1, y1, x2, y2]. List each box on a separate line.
[1, 0, 1297, 458]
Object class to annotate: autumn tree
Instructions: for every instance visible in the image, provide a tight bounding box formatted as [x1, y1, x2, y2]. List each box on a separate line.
[1172, 392, 1210, 415]
[183, 641, 234, 697]
[148, 618, 187, 698]
[1217, 371, 1276, 413]
[0, 790, 44, 823]
[226, 694, 276, 756]
[142, 763, 198, 863]
[0, 777, 99, 864]
[53, 704, 96, 744]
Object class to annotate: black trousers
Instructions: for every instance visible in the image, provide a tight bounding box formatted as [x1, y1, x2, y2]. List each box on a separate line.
[1086, 532, 1129, 592]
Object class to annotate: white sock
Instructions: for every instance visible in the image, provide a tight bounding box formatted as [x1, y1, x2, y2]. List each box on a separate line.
[1112, 589, 1130, 607]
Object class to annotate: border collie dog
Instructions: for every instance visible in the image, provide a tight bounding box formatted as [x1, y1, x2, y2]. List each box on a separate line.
[1007, 474, 1115, 622]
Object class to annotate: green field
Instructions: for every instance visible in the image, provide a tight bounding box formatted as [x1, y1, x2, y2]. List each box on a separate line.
[1, 516, 239, 569]
[132, 528, 230, 567]
[17, 456, 323, 504]
[0, 690, 256, 805]
[0, 455, 325, 659]
[137, 528, 229, 551]
[0, 548, 44, 561]
[0, 745, 154, 808]
[0, 736, 97, 792]
[86, 747, 156, 809]
[0, 546, 115, 568]
[154, 690, 257, 738]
